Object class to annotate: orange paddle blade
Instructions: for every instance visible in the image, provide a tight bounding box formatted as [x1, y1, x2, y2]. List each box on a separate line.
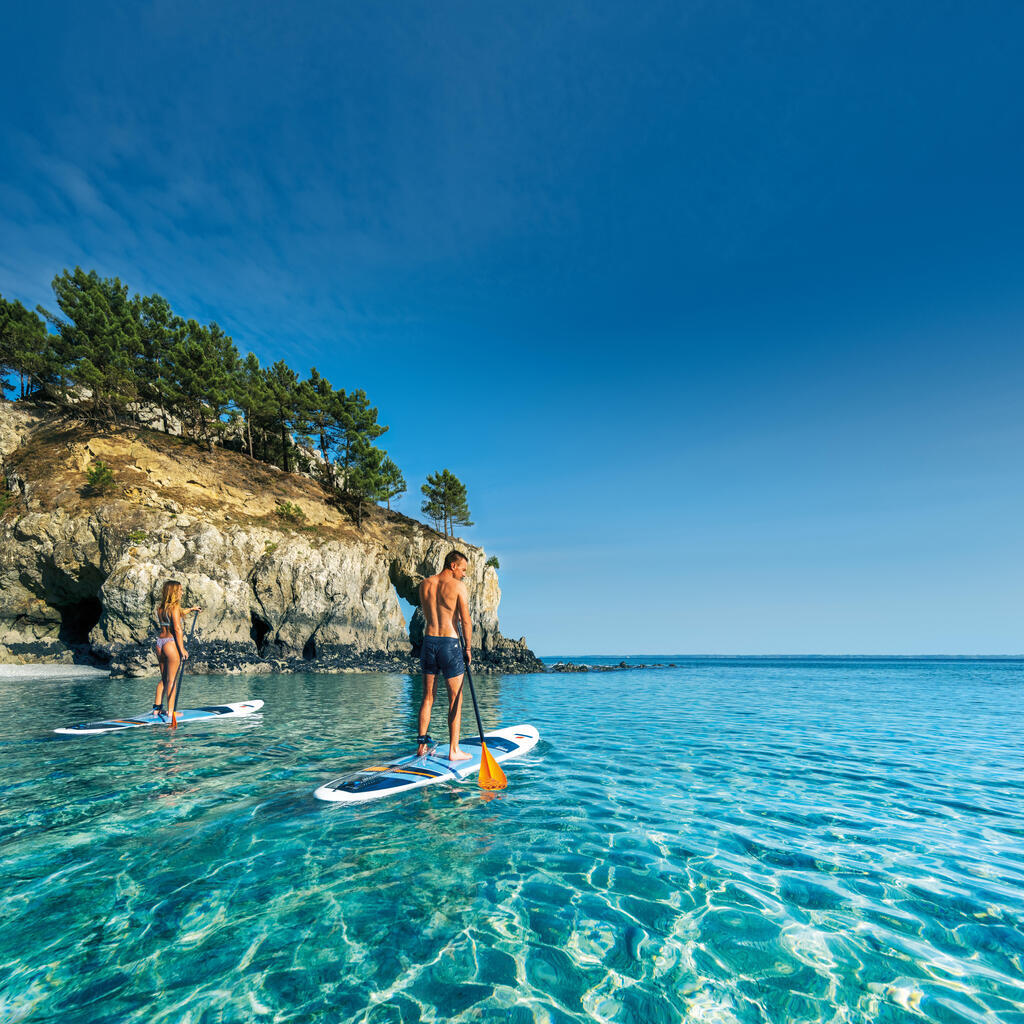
[170, 710, 178, 729]
[478, 743, 507, 790]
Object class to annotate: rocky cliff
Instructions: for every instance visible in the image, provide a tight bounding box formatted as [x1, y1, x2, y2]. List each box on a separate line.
[0, 402, 543, 676]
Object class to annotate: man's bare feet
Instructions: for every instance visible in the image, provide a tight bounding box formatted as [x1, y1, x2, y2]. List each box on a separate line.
[447, 749, 473, 762]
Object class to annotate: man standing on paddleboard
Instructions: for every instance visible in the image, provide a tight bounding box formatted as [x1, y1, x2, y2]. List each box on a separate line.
[417, 551, 473, 761]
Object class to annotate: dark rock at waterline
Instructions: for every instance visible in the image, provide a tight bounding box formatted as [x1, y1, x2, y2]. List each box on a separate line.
[547, 661, 677, 673]
[1, 639, 108, 668]
[105, 635, 544, 678]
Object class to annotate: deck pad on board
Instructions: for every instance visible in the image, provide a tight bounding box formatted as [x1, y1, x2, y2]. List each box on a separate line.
[314, 724, 540, 803]
[54, 700, 264, 735]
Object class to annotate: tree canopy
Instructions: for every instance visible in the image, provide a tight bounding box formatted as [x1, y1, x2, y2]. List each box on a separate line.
[0, 295, 49, 399]
[1, 266, 485, 536]
[0, 266, 441, 531]
[421, 469, 473, 538]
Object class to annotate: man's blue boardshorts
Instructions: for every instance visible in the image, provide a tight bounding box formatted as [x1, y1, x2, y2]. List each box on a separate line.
[421, 635, 466, 680]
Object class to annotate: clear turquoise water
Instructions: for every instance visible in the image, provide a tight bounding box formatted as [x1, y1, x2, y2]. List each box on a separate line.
[1, 658, 1023, 1023]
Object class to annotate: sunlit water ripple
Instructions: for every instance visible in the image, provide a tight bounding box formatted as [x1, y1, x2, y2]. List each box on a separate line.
[1, 658, 1022, 1022]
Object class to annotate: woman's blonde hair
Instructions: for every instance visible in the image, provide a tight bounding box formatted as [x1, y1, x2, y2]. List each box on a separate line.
[158, 580, 183, 616]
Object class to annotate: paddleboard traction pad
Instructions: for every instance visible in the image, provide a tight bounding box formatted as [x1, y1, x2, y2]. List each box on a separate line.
[314, 724, 540, 803]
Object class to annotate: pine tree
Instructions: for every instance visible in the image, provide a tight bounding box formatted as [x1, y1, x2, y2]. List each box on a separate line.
[305, 368, 340, 485]
[0, 296, 48, 399]
[199, 322, 239, 447]
[163, 320, 239, 448]
[234, 352, 270, 459]
[0, 299, 14, 400]
[85, 459, 117, 496]
[0, 302, 12, 399]
[347, 437, 386, 528]
[379, 456, 406, 510]
[420, 469, 473, 538]
[263, 360, 301, 473]
[135, 292, 183, 430]
[335, 388, 388, 489]
[41, 268, 142, 420]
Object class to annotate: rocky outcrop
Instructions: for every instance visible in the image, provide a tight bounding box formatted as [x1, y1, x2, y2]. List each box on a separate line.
[0, 403, 544, 676]
[548, 661, 675, 672]
[0, 402, 44, 462]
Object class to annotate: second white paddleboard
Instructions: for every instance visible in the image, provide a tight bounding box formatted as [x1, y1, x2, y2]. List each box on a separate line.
[54, 700, 265, 735]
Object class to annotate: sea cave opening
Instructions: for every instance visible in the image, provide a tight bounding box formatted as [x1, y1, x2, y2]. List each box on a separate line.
[57, 596, 103, 648]
[250, 613, 271, 657]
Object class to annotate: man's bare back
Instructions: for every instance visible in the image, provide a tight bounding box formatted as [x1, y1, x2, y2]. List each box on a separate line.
[420, 566, 471, 644]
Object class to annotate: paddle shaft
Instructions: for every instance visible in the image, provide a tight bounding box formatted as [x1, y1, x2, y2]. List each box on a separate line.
[168, 610, 200, 723]
[455, 617, 507, 790]
[455, 619, 487, 741]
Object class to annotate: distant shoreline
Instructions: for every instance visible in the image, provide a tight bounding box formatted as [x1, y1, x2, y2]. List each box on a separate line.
[3, 654, 1021, 683]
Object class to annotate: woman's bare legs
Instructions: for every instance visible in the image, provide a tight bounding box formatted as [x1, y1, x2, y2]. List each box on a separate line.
[154, 643, 180, 714]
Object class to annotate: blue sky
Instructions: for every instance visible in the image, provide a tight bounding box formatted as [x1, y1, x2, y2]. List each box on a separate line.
[2, 1, 1022, 654]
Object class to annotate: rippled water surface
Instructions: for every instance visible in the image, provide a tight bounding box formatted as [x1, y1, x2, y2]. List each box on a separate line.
[1, 658, 1023, 1023]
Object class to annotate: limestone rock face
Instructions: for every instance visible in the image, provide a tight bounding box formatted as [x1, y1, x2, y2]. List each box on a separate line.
[0, 403, 43, 462]
[0, 511, 109, 662]
[0, 403, 544, 675]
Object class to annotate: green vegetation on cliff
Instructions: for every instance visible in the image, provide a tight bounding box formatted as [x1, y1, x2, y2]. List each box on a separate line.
[85, 459, 117, 496]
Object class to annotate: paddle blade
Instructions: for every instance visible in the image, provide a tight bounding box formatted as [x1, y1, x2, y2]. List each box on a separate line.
[170, 710, 178, 729]
[478, 742, 507, 790]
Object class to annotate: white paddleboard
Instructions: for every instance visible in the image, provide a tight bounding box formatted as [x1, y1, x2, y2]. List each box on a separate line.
[54, 700, 264, 735]
[314, 724, 540, 803]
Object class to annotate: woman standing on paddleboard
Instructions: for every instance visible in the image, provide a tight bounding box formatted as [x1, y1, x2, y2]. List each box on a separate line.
[151, 580, 200, 718]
